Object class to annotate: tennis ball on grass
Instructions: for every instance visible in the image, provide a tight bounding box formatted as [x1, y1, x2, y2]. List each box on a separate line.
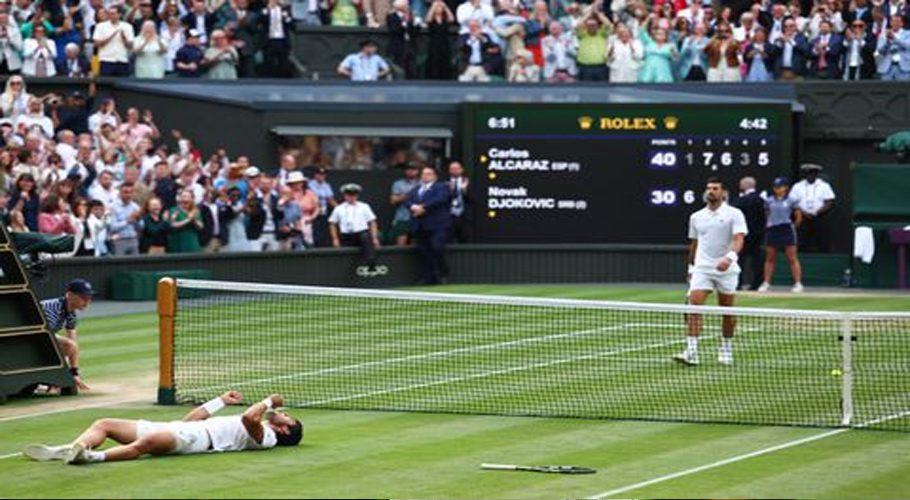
[831, 368, 843, 377]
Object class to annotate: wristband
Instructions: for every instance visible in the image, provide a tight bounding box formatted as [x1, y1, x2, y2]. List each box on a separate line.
[261, 397, 274, 410]
[687, 264, 694, 274]
[725, 251, 739, 263]
[202, 397, 226, 415]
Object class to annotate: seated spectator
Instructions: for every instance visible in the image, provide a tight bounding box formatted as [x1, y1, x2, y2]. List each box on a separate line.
[8, 209, 30, 233]
[338, 39, 391, 81]
[94, 6, 135, 76]
[328, 0, 361, 26]
[842, 19, 875, 80]
[133, 20, 168, 78]
[508, 49, 542, 81]
[15, 97, 54, 139]
[876, 15, 910, 81]
[639, 18, 677, 82]
[678, 21, 709, 80]
[22, 24, 57, 77]
[772, 18, 809, 80]
[608, 24, 644, 82]
[38, 194, 76, 236]
[204, 29, 239, 79]
[329, 183, 381, 271]
[174, 29, 206, 77]
[809, 19, 843, 79]
[575, 3, 612, 81]
[386, 0, 418, 78]
[704, 22, 741, 82]
[743, 26, 776, 82]
[425, 0, 455, 79]
[0, 10, 24, 74]
[0, 76, 30, 119]
[58, 43, 90, 78]
[458, 19, 496, 81]
[541, 20, 578, 82]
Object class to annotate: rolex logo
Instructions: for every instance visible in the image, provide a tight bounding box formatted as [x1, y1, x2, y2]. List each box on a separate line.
[578, 116, 594, 130]
[663, 116, 679, 130]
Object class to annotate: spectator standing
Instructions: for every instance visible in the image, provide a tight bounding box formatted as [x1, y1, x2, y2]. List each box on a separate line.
[575, 7, 612, 81]
[329, 183, 382, 271]
[0, 10, 23, 75]
[38, 194, 76, 235]
[175, 29, 206, 77]
[86, 200, 109, 256]
[525, 1, 553, 66]
[107, 182, 142, 255]
[508, 49, 541, 81]
[151, 161, 178, 209]
[842, 19, 875, 80]
[458, 19, 495, 81]
[198, 189, 223, 252]
[425, 0, 455, 79]
[734, 176, 765, 291]
[161, 16, 186, 74]
[0, 76, 30, 119]
[88, 97, 120, 135]
[362, 0, 390, 28]
[876, 15, 910, 80]
[387, 0, 418, 79]
[140, 197, 169, 254]
[639, 22, 677, 82]
[772, 18, 809, 80]
[276, 180, 304, 250]
[276, 153, 298, 187]
[204, 29, 239, 79]
[541, 20, 578, 82]
[328, 0, 361, 26]
[809, 19, 844, 79]
[93, 6, 135, 76]
[57, 43, 90, 78]
[16, 97, 54, 139]
[286, 170, 319, 247]
[6, 173, 39, 230]
[181, 0, 214, 45]
[446, 160, 470, 243]
[166, 189, 204, 253]
[225, 0, 260, 77]
[260, 0, 292, 77]
[704, 22, 741, 82]
[678, 21, 709, 80]
[456, 0, 494, 35]
[789, 163, 835, 253]
[246, 170, 281, 251]
[308, 166, 335, 247]
[70, 199, 94, 256]
[405, 165, 451, 285]
[22, 24, 57, 77]
[743, 26, 776, 82]
[758, 177, 803, 293]
[338, 39, 391, 80]
[220, 186, 250, 252]
[133, 20, 168, 78]
[389, 161, 418, 245]
[88, 170, 118, 209]
[608, 24, 644, 82]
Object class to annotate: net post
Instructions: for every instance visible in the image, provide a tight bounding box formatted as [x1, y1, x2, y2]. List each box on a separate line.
[840, 314, 854, 427]
[157, 277, 177, 405]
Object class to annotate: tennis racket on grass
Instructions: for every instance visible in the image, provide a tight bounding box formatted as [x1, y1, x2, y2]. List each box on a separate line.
[481, 463, 597, 474]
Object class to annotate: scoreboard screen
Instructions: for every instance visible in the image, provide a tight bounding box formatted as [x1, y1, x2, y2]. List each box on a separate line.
[463, 103, 794, 244]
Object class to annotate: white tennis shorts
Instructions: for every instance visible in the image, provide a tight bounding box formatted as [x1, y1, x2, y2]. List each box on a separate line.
[689, 270, 739, 295]
[136, 420, 211, 455]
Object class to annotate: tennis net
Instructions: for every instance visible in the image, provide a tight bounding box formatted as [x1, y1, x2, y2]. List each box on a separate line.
[158, 279, 910, 431]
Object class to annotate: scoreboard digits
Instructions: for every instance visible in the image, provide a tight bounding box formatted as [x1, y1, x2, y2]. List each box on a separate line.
[465, 103, 792, 244]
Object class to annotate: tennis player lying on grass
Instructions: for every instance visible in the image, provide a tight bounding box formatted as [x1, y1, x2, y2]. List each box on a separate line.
[23, 392, 302, 465]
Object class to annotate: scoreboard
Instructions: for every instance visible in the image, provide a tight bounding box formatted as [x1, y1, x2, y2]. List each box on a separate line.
[463, 103, 794, 244]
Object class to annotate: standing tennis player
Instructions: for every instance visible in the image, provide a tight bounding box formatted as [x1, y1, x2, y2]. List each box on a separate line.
[675, 177, 748, 366]
[22, 392, 302, 465]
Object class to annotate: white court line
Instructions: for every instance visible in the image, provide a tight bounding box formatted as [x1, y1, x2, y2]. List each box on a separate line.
[0, 452, 22, 460]
[587, 409, 910, 499]
[0, 396, 148, 423]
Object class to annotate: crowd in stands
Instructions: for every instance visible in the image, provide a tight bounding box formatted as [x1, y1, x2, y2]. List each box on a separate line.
[333, 0, 910, 81]
[0, 0, 904, 80]
[0, 81, 470, 264]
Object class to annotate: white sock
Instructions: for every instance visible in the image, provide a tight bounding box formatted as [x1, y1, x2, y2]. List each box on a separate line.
[87, 451, 106, 463]
[722, 337, 733, 352]
[687, 336, 699, 351]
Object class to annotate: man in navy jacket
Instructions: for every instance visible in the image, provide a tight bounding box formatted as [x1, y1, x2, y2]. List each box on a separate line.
[405, 165, 452, 285]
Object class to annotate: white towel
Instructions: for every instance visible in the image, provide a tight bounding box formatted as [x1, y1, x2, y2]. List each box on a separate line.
[854, 226, 875, 264]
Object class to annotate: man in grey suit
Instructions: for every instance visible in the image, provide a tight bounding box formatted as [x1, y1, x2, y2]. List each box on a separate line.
[876, 15, 910, 80]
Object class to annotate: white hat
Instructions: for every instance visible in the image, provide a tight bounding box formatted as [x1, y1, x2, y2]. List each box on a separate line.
[245, 166, 261, 178]
[286, 171, 307, 184]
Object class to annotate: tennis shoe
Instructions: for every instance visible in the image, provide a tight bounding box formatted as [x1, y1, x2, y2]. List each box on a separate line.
[718, 350, 734, 365]
[757, 282, 771, 292]
[672, 349, 699, 366]
[63, 442, 90, 465]
[791, 282, 804, 293]
[23, 444, 71, 461]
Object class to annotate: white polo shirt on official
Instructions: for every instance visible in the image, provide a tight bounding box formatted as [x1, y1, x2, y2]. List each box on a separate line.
[688, 202, 748, 274]
[328, 201, 376, 234]
[789, 179, 835, 216]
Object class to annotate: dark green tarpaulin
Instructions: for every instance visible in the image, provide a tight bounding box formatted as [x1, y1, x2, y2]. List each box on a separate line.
[853, 164, 910, 218]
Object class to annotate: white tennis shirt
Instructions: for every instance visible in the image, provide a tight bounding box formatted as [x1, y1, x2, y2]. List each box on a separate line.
[688, 202, 748, 273]
[200, 416, 277, 452]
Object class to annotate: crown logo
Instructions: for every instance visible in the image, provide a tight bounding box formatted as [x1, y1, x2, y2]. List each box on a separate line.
[663, 116, 679, 130]
[578, 116, 594, 130]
